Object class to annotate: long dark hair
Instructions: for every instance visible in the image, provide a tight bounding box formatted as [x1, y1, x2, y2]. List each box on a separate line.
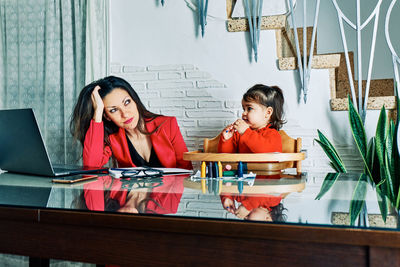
[70, 76, 161, 148]
[243, 84, 286, 130]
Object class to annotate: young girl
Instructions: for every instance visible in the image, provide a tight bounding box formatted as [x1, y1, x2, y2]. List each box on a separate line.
[218, 84, 285, 153]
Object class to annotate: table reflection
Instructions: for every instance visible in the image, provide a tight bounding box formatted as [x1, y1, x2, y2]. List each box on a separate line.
[75, 174, 188, 215]
[0, 171, 398, 230]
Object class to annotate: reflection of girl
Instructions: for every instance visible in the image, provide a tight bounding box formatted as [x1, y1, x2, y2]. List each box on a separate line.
[221, 194, 287, 222]
[70, 76, 192, 169]
[73, 175, 186, 215]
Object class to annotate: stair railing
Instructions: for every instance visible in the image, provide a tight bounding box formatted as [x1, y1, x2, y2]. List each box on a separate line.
[287, 0, 321, 104]
[385, 0, 400, 96]
[332, 0, 382, 123]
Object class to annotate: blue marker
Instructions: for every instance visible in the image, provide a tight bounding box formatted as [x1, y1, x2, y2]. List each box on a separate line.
[238, 181, 243, 195]
[237, 161, 243, 178]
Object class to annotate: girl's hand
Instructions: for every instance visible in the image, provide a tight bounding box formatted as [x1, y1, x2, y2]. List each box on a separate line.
[223, 198, 236, 214]
[221, 124, 234, 140]
[235, 205, 251, 219]
[232, 119, 249, 135]
[91, 86, 104, 122]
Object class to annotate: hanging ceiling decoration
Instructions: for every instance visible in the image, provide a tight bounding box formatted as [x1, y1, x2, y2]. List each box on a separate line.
[243, 0, 264, 62]
[198, 0, 209, 37]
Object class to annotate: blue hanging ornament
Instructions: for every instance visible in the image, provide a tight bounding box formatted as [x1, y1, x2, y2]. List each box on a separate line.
[197, 0, 209, 37]
[243, 0, 264, 62]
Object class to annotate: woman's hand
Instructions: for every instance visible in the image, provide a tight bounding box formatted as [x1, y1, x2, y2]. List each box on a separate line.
[91, 86, 104, 122]
[221, 124, 234, 141]
[232, 119, 249, 135]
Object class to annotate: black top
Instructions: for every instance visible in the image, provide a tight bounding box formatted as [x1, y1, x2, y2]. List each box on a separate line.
[126, 134, 162, 167]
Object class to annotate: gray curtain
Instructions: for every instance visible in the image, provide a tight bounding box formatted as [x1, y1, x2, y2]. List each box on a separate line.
[0, 0, 87, 165]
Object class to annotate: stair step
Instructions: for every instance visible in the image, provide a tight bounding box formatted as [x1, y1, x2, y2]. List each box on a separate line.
[278, 54, 341, 70]
[330, 96, 396, 110]
[227, 15, 287, 32]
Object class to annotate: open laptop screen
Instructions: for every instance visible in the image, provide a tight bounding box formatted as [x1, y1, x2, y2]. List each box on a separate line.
[0, 108, 107, 177]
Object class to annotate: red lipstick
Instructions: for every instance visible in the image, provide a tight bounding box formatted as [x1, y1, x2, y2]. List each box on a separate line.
[124, 118, 133, 124]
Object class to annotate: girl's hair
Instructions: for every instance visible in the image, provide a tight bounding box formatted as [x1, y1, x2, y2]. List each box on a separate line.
[270, 203, 287, 222]
[243, 84, 286, 130]
[70, 76, 161, 160]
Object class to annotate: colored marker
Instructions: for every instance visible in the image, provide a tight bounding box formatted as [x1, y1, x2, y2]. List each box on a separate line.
[207, 162, 213, 178]
[218, 161, 222, 177]
[238, 181, 243, 195]
[201, 161, 206, 178]
[201, 179, 206, 194]
[223, 170, 236, 177]
[237, 161, 244, 178]
[213, 162, 219, 178]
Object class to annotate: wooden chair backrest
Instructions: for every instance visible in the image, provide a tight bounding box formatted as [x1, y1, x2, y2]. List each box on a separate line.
[203, 130, 302, 173]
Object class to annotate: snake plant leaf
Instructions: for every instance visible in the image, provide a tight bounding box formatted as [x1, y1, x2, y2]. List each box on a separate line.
[315, 139, 347, 173]
[366, 137, 382, 186]
[348, 95, 374, 180]
[348, 95, 368, 158]
[317, 130, 342, 161]
[315, 172, 341, 200]
[349, 173, 368, 226]
[376, 185, 388, 223]
[375, 105, 394, 201]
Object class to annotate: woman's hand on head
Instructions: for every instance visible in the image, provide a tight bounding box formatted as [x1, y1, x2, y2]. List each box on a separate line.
[222, 124, 234, 141]
[91, 86, 104, 122]
[233, 119, 249, 135]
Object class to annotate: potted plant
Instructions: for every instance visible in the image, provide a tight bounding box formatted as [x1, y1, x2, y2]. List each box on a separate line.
[315, 89, 400, 226]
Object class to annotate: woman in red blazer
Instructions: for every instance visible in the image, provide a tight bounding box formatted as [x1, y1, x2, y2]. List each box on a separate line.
[70, 76, 192, 170]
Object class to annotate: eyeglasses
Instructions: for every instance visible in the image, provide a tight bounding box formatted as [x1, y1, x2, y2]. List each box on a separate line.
[120, 168, 164, 178]
[120, 176, 164, 190]
[109, 167, 164, 179]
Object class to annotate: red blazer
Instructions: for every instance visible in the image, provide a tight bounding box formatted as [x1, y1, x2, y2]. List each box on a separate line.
[84, 175, 185, 214]
[218, 124, 282, 153]
[83, 116, 192, 169]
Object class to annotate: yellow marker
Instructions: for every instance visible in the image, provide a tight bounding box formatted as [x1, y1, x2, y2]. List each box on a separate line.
[218, 161, 223, 177]
[201, 179, 206, 194]
[201, 161, 206, 178]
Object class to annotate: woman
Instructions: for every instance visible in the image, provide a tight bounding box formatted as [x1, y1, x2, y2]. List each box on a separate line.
[70, 76, 192, 170]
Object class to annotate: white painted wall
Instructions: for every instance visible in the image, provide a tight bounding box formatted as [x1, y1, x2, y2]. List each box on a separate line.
[109, 0, 379, 172]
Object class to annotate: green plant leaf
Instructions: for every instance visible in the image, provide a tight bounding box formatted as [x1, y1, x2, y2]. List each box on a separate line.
[348, 95, 368, 158]
[315, 139, 347, 173]
[315, 173, 341, 200]
[375, 105, 388, 172]
[348, 96, 374, 181]
[317, 130, 342, 161]
[376, 186, 388, 223]
[366, 138, 376, 184]
[350, 173, 368, 226]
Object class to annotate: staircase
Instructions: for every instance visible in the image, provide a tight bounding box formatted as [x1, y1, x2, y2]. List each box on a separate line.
[225, 0, 396, 111]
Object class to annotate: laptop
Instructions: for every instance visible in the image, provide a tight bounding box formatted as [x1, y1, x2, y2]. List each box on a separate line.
[0, 108, 108, 177]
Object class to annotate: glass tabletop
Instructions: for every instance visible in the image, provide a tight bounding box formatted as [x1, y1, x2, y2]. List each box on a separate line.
[0, 171, 397, 230]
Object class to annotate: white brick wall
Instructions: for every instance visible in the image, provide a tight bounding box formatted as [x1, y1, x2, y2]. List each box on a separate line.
[110, 63, 363, 173]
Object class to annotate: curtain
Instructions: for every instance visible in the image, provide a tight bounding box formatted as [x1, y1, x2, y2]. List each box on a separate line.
[0, 0, 87, 165]
[86, 0, 109, 83]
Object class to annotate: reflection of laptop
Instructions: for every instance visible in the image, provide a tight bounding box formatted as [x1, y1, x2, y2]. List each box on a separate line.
[0, 108, 108, 177]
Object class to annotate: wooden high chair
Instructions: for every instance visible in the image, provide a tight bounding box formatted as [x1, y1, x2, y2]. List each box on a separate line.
[183, 130, 304, 175]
